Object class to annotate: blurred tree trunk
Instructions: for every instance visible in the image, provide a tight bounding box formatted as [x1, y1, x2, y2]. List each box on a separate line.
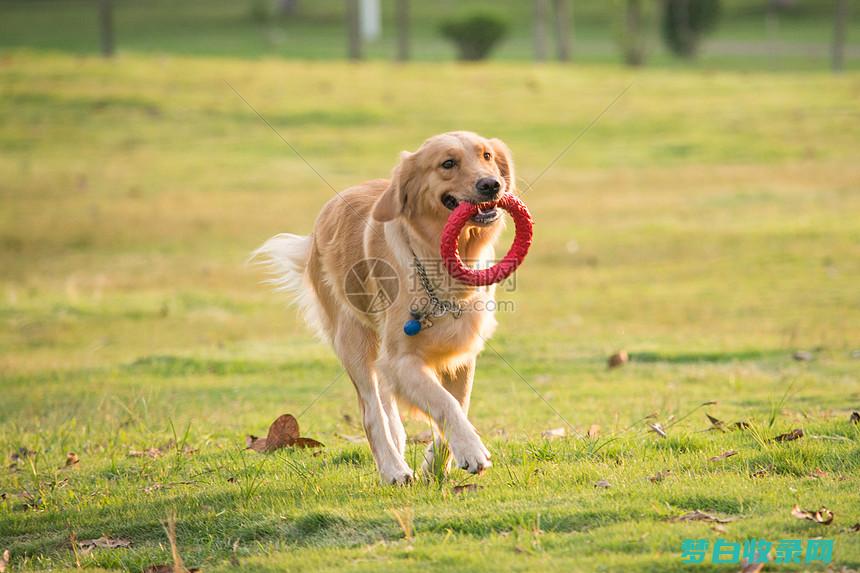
[98, 0, 114, 58]
[346, 0, 362, 60]
[277, 0, 298, 16]
[396, 0, 410, 61]
[534, 0, 548, 61]
[832, 0, 847, 72]
[553, 0, 571, 61]
[624, 0, 644, 66]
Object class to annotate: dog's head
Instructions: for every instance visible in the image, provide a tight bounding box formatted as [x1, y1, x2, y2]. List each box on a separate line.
[372, 132, 515, 237]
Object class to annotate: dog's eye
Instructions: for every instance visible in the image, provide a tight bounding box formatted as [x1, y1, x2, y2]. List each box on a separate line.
[483, 152, 492, 160]
[441, 159, 456, 169]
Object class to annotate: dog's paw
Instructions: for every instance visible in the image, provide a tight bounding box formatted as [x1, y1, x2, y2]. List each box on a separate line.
[380, 465, 415, 486]
[451, 439, 492, 474]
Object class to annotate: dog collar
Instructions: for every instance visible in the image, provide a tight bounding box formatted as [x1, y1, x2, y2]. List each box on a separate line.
[403, 250, 463, 336]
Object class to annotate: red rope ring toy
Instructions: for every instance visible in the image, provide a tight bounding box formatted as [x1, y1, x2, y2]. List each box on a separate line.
[440, 193, 533, 286]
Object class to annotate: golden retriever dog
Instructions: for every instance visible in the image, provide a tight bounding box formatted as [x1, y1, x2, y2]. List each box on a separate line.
[256, 131, 516, 484]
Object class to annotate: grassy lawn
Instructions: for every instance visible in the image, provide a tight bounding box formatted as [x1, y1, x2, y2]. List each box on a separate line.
[1, 52, 859, 571]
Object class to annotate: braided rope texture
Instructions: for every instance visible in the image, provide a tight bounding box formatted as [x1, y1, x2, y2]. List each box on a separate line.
[440, 193, 533, 287]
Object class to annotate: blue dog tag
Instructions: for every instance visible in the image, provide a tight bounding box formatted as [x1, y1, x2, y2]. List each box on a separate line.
[403, 319, 422, 336]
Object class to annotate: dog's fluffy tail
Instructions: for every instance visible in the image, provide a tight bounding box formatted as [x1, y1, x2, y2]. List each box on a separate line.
[251, 233, 328, 342]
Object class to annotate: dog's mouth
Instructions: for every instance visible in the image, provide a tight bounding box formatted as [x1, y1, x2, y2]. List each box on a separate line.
[441, 193, 501, 226]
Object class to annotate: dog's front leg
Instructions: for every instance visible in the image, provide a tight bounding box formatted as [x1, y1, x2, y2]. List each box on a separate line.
[383, 355, 490, 474]
[421, 359, 476, 475]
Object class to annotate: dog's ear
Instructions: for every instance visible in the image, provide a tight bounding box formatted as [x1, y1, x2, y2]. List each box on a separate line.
[373, 151, 415, 222]
[489, 138, 515, 194]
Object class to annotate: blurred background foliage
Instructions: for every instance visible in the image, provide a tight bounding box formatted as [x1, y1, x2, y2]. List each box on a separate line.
[0, 0, 856, 70]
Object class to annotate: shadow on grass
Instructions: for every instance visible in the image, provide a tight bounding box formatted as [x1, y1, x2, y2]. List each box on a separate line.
[630, 349, 785, 364]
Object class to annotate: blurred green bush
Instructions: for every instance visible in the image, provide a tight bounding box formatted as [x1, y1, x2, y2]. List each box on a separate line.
[439, 11, 508, 61]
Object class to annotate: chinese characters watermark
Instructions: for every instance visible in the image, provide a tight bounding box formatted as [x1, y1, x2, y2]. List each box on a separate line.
[681, 538, 833, 565]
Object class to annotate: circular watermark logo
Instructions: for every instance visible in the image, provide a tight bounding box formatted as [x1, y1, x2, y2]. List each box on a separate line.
[344, 258, 400, 314]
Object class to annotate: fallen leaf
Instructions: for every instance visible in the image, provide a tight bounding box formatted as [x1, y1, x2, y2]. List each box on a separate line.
[78, 536, 131, 553]
[709, 450, 738, 462]
[711, 523, 728, 534]
[793, 350, 814, 361]
[772, 428, 804, 442]
[293, 437, 324, 449]
[128, 447, 163, 459]
[791, 504, 834, 525]
[594, 479, 611, 488]
[144, 484, 163, 494]
[751, 466, 771, 478]
[648, 422, 667, 438]
[586, 424, 601, 439]
[807, 468, 828, 479]
[608, 350, 628, 368]
[706, 414, 726, 431]
[0, 549, 9, 573]
[673, 510, 734, 524]
[849, 523, 860, 532]
[452, 484, 483, 495]
[246, 414, 324, 453]
[851, 411, 860, 424]
[541, 427, 565, 440]
[64, 452, 79, 468]
[648, 470, 671, 483]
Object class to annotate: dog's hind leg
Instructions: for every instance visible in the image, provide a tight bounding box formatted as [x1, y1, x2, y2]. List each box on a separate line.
[334, 319, 413, 485]
[379, 380, 407, 456]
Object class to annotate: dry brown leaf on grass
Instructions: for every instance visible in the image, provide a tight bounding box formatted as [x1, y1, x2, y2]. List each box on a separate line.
[648, 423, 667, 438]
[849, 523, 860, 532]
[706, 414, 726, 431]
[793, 350, 814, 361]
[246, 414, 324, 453]
[77, 536, 131, 555]
[64, 452, 79, 468]
[587, 424, 600, 439]
[0, 549, 9, 573]
[648, 470, 671, 483]
[708, 450, 738, 462]
[750, 465, 772, 478]
[711, 523, 728, 534]
[773, 428, 804, 442]
[541, 427, 566, 440]
[594, 479, 611, 488]
[673, 510, 734, 524]
[128, 447, 163, 459]
[452, 484, 483, 495]
[607, 350, 628, 368]
[807, 468, 829, 479]
[791, 504, 834, 525]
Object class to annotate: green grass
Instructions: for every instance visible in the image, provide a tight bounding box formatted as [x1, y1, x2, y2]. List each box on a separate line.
[0, 0, 858, 70]
[1, 52, 860, 571]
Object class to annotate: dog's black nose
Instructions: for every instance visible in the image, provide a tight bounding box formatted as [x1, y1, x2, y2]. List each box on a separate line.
[475, 177, 501, 198]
